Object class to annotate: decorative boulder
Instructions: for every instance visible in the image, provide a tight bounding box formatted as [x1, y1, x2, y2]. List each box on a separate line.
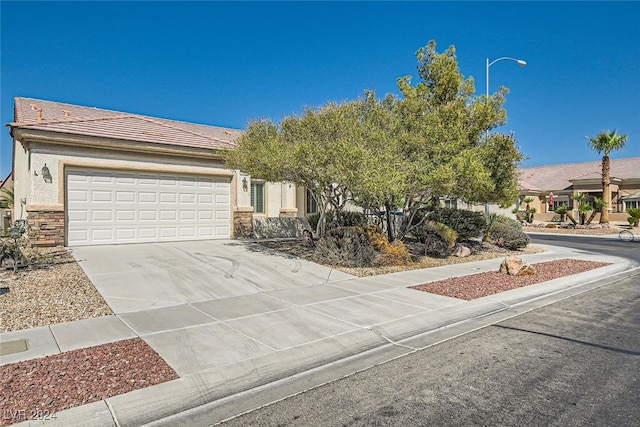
[515, 263, 536, 276]
[452, 244, 472, 258]
[499, 256, 536, 276]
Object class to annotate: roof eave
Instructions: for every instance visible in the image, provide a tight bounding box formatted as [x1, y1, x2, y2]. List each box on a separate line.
[12, 128, 228, 160]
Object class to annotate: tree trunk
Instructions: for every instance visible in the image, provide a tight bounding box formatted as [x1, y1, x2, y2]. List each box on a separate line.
[384, 201, 394, 242]
[585, 210, 598, 226]
[600, 154, 610, 224]
[565, 211, 577, 225]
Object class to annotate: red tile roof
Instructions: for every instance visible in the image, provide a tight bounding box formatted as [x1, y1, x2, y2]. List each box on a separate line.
[8, 97, 242, 151]
[518, 157, 640, 192]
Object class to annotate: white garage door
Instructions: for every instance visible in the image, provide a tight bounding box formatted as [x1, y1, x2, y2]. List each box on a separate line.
[66, 169, 230, 246]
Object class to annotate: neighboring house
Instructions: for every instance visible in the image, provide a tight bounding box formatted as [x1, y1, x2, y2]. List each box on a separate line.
[517, 158, 640, 221]
[7, 97, 307, 247]
[0, 172, 13, 231]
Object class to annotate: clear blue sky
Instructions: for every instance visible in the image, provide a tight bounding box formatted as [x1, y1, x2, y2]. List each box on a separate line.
[1, 1, 639, 178]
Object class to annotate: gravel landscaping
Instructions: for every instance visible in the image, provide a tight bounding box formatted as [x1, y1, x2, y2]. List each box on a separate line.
[411, 259, 612, 300]
[0, 338, 178, 426]
[0, 248, 113, 333]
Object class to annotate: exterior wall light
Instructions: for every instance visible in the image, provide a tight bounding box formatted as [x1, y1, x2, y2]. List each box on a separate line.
[42, 164, 52, 183]
[242, 176, 248, 192]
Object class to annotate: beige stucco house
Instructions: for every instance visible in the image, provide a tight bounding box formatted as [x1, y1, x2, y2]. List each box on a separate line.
[517, 158, 640, 222]
[8, 97, 313, 246]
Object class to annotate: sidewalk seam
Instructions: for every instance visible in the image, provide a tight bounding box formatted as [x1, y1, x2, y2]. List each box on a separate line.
[105, 399, 120, 427]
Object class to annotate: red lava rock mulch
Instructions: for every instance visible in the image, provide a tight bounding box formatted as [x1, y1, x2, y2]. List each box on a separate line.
[1, 338, 178, 426]
[410, 259, 612, 301]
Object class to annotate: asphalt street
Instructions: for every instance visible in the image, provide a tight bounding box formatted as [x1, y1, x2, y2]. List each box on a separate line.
[529, 234, 640, 264]
[216, 271, 639, 427]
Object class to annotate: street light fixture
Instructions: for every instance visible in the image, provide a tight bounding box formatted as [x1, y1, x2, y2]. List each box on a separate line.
[485, 56, 527, 99]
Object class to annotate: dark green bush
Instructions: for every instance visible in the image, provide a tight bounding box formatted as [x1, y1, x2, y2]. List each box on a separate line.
[307, 211, 367, 232]
[426, 208, 487, 240]
[307, 212, 320, 232]
[338, 211, 367, 227]
[412, 220, 458, 258]
[490, 222, 529, 250]
[493, 214, 523, 231]
[314, 227, 379, 267]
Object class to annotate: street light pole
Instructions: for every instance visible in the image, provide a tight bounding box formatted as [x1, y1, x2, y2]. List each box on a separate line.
[484, 56, 526, 215]
[485, 56, 527, 100]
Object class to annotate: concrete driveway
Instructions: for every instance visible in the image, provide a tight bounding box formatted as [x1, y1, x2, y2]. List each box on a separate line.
[68, 239, 469, 379]
[70, 239, 355, 314]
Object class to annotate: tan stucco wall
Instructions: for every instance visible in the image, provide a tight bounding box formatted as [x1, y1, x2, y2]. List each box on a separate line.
[13, 139, 31, 221]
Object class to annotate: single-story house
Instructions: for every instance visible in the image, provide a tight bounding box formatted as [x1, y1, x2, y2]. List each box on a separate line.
[7, 97, 316, 246]
[517, 158, 640, 221]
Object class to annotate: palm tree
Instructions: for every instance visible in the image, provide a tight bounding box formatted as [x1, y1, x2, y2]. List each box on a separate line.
[585, 197, 607, 225]
[578, 203, 592, 225]
[586, 130, 628, 224]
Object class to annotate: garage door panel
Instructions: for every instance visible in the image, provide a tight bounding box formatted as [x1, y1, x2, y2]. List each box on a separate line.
[68, 190, 88, 202]
[90, 175, 112, 184]
[198, 211, 213, 220]
[215, 194, 229, 204]
[116, 210, 135, 221]
[116, 229, 136, 240]
[160, 210, 177, 221]
[160, 193, 177, 203]
[139, 210, 157, 221]
[92, 191, 113, 202]
[139, 192, 157, 203]
[160, 228, 177, 238]
[91, 210, 113, 222]
[180, 193, 196, 204]
[67, 169, 230, 246]
[216, 211, 230, 220]
[198, 194, 213, 204]
[116, 191, 136, 203]
[68, 210, 88, 222]
[91, 229, 113, 241]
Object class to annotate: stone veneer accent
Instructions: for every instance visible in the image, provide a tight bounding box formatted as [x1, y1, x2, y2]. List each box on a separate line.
[26, 208, 65, 247]
[279, 208, 298, 218]
[233, 207, 254, 238]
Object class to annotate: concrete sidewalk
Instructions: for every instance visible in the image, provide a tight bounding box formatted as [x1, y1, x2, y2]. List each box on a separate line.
[2, 241, 634, 427]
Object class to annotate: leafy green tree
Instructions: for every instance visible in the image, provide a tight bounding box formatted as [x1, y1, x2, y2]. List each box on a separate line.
[385, 41, 522, 240]
[225, 40, 524, 242]
[224, 102, 364, 236]
[586, 130, 628, 224]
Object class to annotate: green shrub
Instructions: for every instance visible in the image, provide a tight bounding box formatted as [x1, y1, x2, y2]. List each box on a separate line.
[426, 208, 487, 240]
[338, 211, 367, 227]
[490, 222, 529, 250]
[306, 211, 367, 233]
[307, 212, 320, 232]
[314, 227, 379, 267]
[493, 214, 523, 231]
[413, 220, 458, 258]
[627, 208, 640, 227]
